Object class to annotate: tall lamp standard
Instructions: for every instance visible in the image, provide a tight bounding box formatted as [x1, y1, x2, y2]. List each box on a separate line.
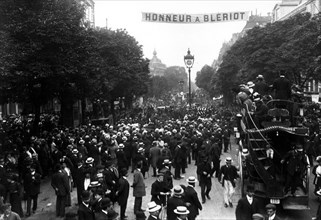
[184, 48, 194, 109]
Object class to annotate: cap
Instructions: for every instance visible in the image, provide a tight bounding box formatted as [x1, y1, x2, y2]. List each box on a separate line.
[265, 203, 276, 210]
[252, 213, 265, 220]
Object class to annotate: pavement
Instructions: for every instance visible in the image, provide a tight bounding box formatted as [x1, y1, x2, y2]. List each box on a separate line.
[23, 137, 243, 220]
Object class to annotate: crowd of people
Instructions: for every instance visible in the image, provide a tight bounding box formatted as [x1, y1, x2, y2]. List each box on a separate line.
[0, 104, 241, 220]
[1, 72, 321, 219]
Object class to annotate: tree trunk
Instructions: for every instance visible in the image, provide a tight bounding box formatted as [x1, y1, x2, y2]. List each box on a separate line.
[59, 95, 74, 128]
[32, 103, 41, 136]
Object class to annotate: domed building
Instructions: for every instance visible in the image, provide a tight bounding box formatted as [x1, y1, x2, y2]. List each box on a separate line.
[149, 50, 166, 76]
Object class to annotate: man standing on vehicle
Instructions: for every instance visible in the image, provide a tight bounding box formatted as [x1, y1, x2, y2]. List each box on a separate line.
[219, 157, 239, 208]
[281, 144, 309, 195]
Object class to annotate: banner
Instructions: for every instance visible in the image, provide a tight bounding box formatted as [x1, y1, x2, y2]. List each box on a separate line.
[142, 11, 249, 24]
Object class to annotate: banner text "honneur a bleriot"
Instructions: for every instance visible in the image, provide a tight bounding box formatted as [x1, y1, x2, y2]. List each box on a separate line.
[142, 12, 249, 24]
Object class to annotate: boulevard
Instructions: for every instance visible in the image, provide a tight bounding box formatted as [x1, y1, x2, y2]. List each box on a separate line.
[23, 136, 319, 220]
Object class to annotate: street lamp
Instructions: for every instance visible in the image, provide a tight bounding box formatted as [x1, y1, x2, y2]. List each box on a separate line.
[184, 48, 194, 109]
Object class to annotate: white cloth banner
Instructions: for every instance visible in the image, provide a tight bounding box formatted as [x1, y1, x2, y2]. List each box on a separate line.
[142, 11, 249, 23]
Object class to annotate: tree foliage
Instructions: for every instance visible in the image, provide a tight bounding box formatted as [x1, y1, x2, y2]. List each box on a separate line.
[0, 0, 151, 128]
[214, 12, 321, 104]
[195, 65, 215, 96]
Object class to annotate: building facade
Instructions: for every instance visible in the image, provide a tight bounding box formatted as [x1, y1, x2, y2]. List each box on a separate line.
[149, 50, 167, 76]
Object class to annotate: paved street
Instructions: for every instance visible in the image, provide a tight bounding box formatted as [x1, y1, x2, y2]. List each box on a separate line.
[22, 137, 319, 220]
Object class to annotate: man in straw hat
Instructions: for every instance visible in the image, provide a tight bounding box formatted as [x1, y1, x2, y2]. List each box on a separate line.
[184, 176, 202, 220]
[174, 206, 189, 220]
[146, 201, 162, 220]
[219, 157, 239, 208]
[167, 185, 186, 220]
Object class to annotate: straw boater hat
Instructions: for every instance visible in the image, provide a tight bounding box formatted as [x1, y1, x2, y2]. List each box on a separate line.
[225, 157, 232, 163]
[186, 176, 198, 184]
[118, 143, 125, 149]
[247, 81, 255, 88]
[174, 206, 190, 215]
[72, 149, 79, 154]
[86, 157, 94, 164]
[89, 181, 101, 188]
[79, 139, 85, 145]
[162, 159, 172, 165]
[137, 147, 145, 153]
[173, 185, 184, 195]
[146, 201, 161, 213]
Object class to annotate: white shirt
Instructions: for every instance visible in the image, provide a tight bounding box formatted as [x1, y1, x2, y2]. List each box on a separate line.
[84, 178, 91, 190]
[82, 202, 89, 208]
[269, 213, 276, 220]
[246, 195, 253, 205]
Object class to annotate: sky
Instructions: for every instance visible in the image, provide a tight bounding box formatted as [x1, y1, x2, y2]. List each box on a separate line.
[94, 0, 281, 81]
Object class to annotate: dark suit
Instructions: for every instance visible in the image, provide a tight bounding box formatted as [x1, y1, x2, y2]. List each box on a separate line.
[51, 170, 70, 217]
[184, 185, 202, 220]
[24, 171, 41, 215]
[265, 215, 282, 220]
[74, 165, 85, 205]
[272, 76, 291, 100]
[167, 196, 185, 220]
[147, 215, 160, 220]
[235, 196, 260, 220]
[117, 176, 130, 219]
[198, 162, 212, 202]
[95, 210, 108, 220]
[78, 202, 95, 220]
[151, 179, 170, 206]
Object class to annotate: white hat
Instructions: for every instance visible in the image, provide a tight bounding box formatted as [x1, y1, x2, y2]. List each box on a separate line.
[173, 185, 184, 195]
[186, 176, 198, 183]
[137, 147, 145, 153]
[226, 157, 232, 162]
[86, 157, 94, 164]
[247, 81, 255, 88]
[174, 206, 190, 215]
[146, 201, 161, 212]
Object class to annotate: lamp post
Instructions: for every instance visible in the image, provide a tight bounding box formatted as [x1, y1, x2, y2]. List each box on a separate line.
[184, 48, 194, 109]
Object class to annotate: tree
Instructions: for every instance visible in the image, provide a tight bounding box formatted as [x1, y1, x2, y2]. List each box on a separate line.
[195, 65, 215, 96]
[214, 12, 321, 104]
[91, 28, 150, 115]
[0, 0, 97, 130]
